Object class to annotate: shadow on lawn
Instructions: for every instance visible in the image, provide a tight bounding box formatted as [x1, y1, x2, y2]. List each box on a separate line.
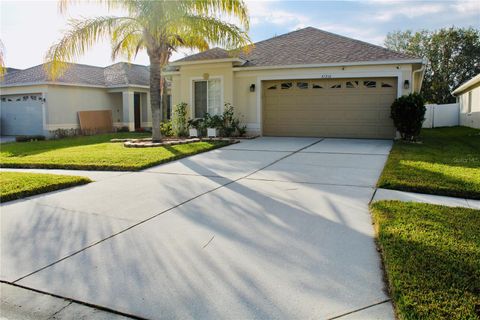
[0, 133, 148, 158]
[379, 159, 480, 199]
[374, 202, 480, 319]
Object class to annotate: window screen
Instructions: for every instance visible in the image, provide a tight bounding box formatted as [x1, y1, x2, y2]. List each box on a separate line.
[194, 81, 208, 118]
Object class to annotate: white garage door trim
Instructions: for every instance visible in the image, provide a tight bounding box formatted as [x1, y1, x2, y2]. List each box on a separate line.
[256, 71, 403, 135]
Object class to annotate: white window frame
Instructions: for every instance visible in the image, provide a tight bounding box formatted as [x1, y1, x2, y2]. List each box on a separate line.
[190, 76, 224, 117]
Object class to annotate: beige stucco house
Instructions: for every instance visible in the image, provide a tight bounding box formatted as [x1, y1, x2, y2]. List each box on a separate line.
[166, 27, 425, 138]
[2, 27, 426, 139]
[0, 62, 154, 137]
[453, 74, 480, 129]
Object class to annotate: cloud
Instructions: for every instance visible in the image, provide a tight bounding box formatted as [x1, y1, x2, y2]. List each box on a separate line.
[372, 2, 447, 21]
[246, 0, 310, 28]
[451, 0, 480, 15]
[312, 23, 386, 45]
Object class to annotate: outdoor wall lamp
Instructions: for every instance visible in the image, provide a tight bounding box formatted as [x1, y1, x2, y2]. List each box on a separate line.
[404, 80, 410, 89]
[250, 84, 255, 92]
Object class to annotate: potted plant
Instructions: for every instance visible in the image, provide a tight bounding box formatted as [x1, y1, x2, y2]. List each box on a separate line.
[187, 118, 203, 137]
[204, 113, 223, 137]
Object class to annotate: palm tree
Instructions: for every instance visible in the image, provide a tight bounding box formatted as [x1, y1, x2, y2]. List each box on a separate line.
[47, 0, 251, 141]
[0, 40, 6, 78]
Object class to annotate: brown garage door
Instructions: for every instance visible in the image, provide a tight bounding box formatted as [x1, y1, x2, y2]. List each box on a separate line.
[262, 78, 397, 138]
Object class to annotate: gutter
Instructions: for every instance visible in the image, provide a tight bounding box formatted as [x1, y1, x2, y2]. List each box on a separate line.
[452, 74, 480, 96]
[412, 60, 426, 93]
[168, 57, 246, 67]
[232, 59, 425, 71]
[0, 82, 149, 90]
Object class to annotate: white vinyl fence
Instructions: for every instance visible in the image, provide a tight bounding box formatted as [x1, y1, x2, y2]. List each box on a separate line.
[422, 103, 459, 128]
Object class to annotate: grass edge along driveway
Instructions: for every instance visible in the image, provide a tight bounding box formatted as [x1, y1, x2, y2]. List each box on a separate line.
[378, 126, 480, 199]
[0, 133, 230, 171]
[370, 200, 480, 320]
[0, 171, 91, 203]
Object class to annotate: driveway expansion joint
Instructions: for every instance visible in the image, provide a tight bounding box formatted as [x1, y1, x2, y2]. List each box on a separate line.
[326, 299, 392, 320]
[48, 300, 73, 319]
[244, 177, 375, 189]
[299, 151, 390, 156]
[1, 281, 144, 320]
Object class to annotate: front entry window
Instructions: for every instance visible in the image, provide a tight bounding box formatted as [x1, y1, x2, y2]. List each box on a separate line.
[194, 79, 221, 118]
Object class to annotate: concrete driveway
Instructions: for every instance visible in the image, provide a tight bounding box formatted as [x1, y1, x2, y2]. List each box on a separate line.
[1, 137, 393, 319]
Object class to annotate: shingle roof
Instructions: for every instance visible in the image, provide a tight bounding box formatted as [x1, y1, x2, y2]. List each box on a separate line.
[5, 68, 21, 74]
[173, 27, 419, 67]
[1, 62, 149, 87]
[175, 47, 232, 63]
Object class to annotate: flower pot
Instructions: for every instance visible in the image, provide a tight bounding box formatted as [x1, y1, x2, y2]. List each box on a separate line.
[189, 128, 199, 137]
[207, 128, 219, 137]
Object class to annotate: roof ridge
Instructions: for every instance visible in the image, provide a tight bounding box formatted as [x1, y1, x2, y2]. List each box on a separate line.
[247, 27, 314, 47]
[106, 61, 149, 69]
[309, 27, 417, 59]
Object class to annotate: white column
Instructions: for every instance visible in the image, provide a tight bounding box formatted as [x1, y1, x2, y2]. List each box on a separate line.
[122, 91, 135, 131]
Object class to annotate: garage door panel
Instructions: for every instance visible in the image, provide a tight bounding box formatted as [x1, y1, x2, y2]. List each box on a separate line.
[0, 95, 44, 136]
[263, 78, 397, 138]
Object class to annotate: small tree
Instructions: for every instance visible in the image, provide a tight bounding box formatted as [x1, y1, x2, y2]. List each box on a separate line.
[390, 93, 426, 141]
[172, 103, 188, 137]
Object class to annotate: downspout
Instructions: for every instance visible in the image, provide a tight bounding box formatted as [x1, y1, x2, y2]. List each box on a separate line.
[412, 60, 428, 127]
[412, 59, 426, 93]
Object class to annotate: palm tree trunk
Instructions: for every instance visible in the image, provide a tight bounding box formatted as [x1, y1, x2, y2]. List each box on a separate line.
[149, 53, 162, 141]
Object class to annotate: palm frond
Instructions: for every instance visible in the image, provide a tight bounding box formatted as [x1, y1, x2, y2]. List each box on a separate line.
[168, 34, 209, 52]
[188, 0, 249, 31]
[0, 39, 5, 79]
[111, 31, 144, 61]
[58, 0, 139, 16]
[45, 16, 139, 79]
[173, 14, 251, 51]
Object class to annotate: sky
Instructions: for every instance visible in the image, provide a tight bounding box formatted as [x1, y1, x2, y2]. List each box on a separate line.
[1, 0, 479, 69]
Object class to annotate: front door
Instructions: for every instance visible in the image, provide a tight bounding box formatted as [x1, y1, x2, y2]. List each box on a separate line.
[134, 93, 141, 130]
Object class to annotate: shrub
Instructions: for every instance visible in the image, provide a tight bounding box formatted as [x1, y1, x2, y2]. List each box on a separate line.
[390, 93, 426, 141]
[187, 118, 205, 136]
[50, 128, 82, 139]
[204, 113, 223, 129]
[116, 126, 130, 133]
[221, 103, 238, 137]
[172, 102, 188, 137]
[160, 121, 174, 137]
[236, 124, 247, 137]
[15, 135, 46, 142]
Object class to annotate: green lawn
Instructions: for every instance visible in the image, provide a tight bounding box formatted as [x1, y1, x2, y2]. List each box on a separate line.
[0, 133, 229, 171]
[0, 172, 91, 202]
[371, 201, 480, 320]
[378, 126, 480, 199]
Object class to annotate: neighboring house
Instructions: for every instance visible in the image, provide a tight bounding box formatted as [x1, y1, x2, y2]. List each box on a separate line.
[0, 62, 155, 137]
[452, 74, 480, 129]
[166, 27, 425, 138]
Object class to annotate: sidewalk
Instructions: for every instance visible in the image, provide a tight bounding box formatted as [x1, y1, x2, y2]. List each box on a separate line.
[0, 283, 134, 320]
[0, 168, 128, 182]
[373, 188, 480, 209]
